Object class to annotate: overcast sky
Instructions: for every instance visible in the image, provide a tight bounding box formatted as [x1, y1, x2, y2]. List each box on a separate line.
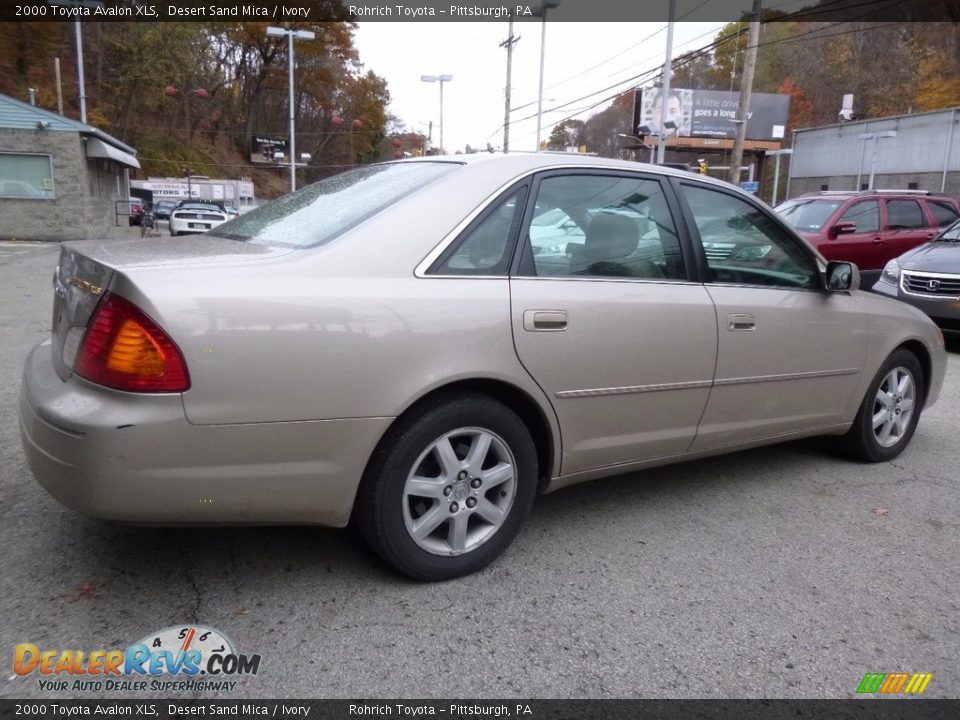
[353, 21, 730, 154]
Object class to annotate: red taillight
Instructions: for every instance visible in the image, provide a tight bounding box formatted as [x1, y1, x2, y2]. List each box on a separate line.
[74, 293, 190, 392]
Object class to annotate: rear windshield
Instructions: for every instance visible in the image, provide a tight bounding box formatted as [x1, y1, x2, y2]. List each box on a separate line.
[775, 199, 843, 232]
[210, 162, 459, 248]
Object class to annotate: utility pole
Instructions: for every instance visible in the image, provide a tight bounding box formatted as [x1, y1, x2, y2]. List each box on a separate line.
[728, 0, 763, 185]
[656, 0, 676, 164]
[54, 58, 64, 115]
[75, 19, 88, 123]
[500, 19, 519, 153]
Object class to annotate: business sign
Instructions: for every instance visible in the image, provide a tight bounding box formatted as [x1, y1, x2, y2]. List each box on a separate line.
[634, 88, 789, 142]
[132, 181, 198, 198]
[250, 135, 288, 164]
[740, 181, 759, 194]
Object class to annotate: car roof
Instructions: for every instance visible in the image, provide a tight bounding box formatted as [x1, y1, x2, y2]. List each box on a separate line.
[396, 152, 738, 193]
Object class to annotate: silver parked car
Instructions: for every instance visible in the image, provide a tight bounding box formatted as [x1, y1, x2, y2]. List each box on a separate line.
[873, 218, 960, 336]
[20, 154, 947, 580]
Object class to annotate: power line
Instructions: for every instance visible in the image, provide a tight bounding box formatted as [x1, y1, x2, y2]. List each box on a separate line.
[502, 1, 904, 147]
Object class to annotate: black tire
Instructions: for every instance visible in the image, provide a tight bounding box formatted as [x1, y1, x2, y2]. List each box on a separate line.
[841, 349, 925, 462]
[355, 393, 538, 581]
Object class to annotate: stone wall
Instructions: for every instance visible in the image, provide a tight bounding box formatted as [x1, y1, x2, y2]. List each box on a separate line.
[0, 128, 129, 241]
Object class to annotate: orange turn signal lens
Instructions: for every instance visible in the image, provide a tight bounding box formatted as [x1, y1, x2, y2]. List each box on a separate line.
[75, 293, 190, 392]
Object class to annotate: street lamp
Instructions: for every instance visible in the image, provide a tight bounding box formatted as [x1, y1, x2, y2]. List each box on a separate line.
[421, 74, 453, 154]
[266, 25, 316, 192]
[857, 131, 897, 191]
[535, 1, 560, 152]
[180, 167, 193, 200]
[49, 0, 102, 124]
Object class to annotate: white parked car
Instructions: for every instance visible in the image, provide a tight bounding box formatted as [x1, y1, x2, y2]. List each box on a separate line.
[168, 202, 230, 236]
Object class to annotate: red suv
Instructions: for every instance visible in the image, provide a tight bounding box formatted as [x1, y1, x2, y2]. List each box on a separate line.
[775, 190, 960, 283]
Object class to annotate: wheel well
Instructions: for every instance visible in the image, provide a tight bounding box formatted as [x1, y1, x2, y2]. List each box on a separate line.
[394, 379, 555, 491]
[898, 339, 932, 399]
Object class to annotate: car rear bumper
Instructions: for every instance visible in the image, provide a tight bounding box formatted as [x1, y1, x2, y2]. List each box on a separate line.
[19, 340, 391, 527]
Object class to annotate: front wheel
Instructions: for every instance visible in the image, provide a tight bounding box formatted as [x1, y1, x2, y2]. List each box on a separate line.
[841, 349, 925, 462]
[356, 394, 538, 581]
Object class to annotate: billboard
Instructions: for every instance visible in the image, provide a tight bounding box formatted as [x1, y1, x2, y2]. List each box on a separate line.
[634, 88, 789, 142]
[250, 135, 288, 164]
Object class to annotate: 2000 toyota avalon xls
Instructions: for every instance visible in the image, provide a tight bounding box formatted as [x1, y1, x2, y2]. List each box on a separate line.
[20, 154, 947, 580]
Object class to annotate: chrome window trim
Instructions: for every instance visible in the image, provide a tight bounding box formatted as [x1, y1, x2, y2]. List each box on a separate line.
[513, 275, 698, 285]
[422, 274, 701, 285]
[706, 281, 823, 293]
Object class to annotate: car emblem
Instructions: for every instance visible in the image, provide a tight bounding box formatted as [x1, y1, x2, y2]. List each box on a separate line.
[68, 277, 104, 296]
[927, 279, 941, 291]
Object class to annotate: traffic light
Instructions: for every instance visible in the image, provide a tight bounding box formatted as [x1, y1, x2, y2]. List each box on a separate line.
[698, 158, 709, 175]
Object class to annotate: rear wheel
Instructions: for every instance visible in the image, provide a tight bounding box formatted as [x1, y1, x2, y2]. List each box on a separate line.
[841, 349, 925, 462]
[356, 394, 538, 581]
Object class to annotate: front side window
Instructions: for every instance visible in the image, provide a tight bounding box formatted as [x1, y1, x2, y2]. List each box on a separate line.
[524, 174, 685, 280]
[0, 153, 54, 199]
[838, 200, 879, 233]
[682, 184, 819, 289]
[886, 199, 925, 230]
[211, 162, 459, 248]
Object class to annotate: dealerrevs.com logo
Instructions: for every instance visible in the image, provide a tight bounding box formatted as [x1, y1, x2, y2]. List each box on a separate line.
[14, 625, 261, 692]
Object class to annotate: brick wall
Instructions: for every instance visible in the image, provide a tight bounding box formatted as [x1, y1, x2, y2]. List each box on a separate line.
[0, 128, 129, 241]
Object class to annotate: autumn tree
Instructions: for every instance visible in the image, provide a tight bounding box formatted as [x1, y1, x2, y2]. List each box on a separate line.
[546, 119, 585, 151]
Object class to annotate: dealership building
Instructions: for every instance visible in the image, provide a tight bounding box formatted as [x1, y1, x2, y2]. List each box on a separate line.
[786, 108, 960, 198]
[0, 92, 140, 241]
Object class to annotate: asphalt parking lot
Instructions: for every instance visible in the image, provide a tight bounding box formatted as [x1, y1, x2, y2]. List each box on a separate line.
[1, 239, 958, 700]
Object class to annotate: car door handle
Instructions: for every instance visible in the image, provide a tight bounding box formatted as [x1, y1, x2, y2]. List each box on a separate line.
[523, 310, 568, 332]
[727, 313, 756, 332]
[872, 237, 884, 243]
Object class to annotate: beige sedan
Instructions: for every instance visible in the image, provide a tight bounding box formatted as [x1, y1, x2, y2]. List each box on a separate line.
[20, 154, 947, 580]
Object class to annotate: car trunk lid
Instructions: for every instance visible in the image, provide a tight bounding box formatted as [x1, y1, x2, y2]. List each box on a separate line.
[50, 237, 294, 381]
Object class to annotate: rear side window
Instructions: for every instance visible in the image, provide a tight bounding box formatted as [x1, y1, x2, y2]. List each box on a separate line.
[886, 200, 925, 229]
[523, 174, 685, 280]
[430, 188, 527, 275]
[927, 200, 959, 228]
[211, 162, 459, 248]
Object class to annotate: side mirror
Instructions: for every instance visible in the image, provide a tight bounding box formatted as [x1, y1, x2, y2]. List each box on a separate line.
[826, 260, 859, 292]
[829, 222, 857, 239]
